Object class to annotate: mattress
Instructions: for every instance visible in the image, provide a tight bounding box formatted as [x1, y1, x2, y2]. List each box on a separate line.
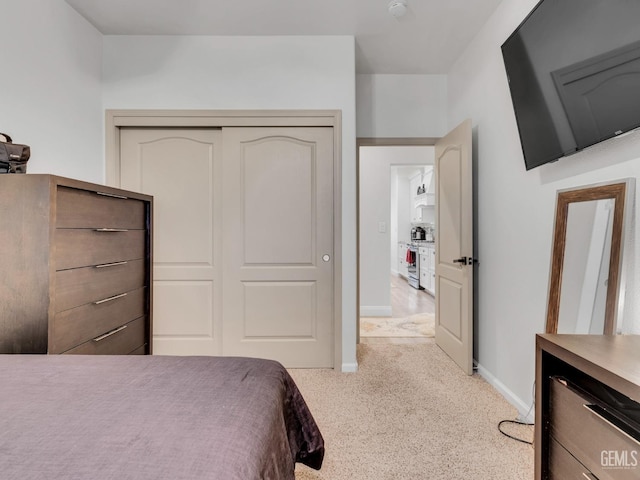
[0, 355, 324, 479]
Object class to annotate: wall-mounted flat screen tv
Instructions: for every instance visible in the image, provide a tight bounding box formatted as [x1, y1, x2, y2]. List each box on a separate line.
[501, 0, 640, 170]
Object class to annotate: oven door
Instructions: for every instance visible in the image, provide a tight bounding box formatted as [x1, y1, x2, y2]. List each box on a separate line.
[407, 246, 422, 289]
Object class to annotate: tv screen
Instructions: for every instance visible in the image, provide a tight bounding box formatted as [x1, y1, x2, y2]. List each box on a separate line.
[502, 0, 640, 170]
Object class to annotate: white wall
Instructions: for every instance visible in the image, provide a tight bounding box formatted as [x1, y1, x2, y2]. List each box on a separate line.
[102, 35, 358, 371]
[0, 0, 103, 182]
[447, 0, 640, 417]
[359, 146, 434, 315]
[356, 75, 447, 138]
[355, 74, 444, 316]
[390, 168, 400, 275]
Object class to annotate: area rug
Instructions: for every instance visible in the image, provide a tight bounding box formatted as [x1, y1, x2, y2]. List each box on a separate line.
[360, 312, 435, 337]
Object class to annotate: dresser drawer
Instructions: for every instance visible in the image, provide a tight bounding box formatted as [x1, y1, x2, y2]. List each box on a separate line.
[51, 287, 146, 354]
[550, 377, 640, 480]
[63, 316, 146, 355]
[549, 437, 597, 479]
[56, 186, 146, 230]
[55, 259, 145, 312]
[55, 229, 146, 270]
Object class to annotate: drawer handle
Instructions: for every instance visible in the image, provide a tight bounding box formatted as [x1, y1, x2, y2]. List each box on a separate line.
[583, 404, 640, 447]
[95, 261, 128, 269]
[93, 325, 127, 342]
[94, 292, 128, 305]
[94, 228, 129, 232]
[96, 191, 128, 200]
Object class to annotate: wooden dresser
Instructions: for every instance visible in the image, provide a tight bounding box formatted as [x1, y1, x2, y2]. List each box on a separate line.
[536, 334, 640, 479]
[0, 174, 153, 355]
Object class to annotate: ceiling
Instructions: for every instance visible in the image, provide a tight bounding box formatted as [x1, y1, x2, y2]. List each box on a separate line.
[64, 0, 504, 74]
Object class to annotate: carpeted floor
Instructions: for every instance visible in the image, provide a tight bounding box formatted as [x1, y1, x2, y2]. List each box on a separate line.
[360, 313, 435, 337]
[290, 341, 534, 480]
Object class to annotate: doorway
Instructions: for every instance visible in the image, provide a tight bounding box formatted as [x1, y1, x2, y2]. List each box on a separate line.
[356, 140, 436, 343]
[357, 121, 474, 374]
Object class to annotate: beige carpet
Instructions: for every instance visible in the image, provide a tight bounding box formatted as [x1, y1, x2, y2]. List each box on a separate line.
[360, 313, 435, 337]
[290, 342, 534, 480]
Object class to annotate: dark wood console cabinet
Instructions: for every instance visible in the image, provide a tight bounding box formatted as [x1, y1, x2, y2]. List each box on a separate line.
[0, 175, 153, 354]
[536, 334, 640, 479]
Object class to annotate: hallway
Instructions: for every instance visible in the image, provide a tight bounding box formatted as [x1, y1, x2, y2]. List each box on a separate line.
[360, 274, 435, 343]
[389, 273, 434, 317]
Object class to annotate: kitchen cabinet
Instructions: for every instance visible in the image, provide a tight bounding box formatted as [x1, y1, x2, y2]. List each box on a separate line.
[398, 242, 409, 278]
[415, 167, 435, 206]
[419, 244, 436, 295]
[411, 167, 435, 222]
[412, 206, 424, 223]
[410, 172, 423, 222]
[410, 172, 423, 199]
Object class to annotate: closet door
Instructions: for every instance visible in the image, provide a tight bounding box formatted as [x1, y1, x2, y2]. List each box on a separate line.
[221, 127, 334, 367]
[119, 125, 335, 367]
[120, 128, 223, 355]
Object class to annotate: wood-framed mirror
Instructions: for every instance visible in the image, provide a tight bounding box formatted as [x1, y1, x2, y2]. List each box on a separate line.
[546, 180, 633, 335]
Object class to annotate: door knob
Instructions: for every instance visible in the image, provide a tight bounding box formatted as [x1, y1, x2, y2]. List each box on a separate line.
[453, 257, 477, 266]
[322, 254, 331, 262]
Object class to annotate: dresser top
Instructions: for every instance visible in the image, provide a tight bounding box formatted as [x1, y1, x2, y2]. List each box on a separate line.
[537, 334, 640, 402]
[0, 174, 152, 202]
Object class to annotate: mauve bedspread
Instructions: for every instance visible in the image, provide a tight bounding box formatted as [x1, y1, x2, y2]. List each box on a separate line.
[0, 355, 324, 480]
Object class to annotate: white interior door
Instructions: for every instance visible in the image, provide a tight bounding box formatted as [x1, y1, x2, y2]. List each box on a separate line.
[120, 128, 223, 355]
[221, 127, 334, 367]
[434, 119, 474, 375]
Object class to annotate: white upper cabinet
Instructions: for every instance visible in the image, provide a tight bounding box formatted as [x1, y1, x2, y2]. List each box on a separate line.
[410, 171, 423, 198]
[412, 166, 435, 217]
[409, 171, 423, 222]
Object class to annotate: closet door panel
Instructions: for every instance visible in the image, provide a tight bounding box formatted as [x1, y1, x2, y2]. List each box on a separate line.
[120, 128, 223, 355]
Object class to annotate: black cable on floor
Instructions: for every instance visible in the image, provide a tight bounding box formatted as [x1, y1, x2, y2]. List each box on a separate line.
[498, 419, 534, 445]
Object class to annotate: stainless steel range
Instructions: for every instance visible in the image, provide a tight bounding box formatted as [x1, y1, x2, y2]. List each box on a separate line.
[406, 244, 423, 290]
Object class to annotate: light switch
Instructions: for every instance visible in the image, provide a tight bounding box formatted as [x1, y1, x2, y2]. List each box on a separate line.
[378, 221, 387, 233]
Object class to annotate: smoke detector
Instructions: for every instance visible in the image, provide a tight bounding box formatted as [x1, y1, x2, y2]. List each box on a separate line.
[388, 0, 408, 18]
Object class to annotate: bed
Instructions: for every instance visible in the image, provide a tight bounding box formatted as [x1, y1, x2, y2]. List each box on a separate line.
[0, 355, 324, 479]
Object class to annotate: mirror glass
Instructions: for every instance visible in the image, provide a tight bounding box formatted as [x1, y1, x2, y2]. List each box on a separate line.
[557, 199, 614, 334]
[546, 181, 631, 335]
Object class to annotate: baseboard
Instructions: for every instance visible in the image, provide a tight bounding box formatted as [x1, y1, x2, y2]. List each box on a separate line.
[360, 306, 392, 317]
[476, 363, 534, 423]
[341, 362, 358, 373]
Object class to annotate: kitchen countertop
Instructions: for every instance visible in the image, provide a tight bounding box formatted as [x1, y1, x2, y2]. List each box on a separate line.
[398, 241, 435, 247]
[412, 241, 435, 247]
